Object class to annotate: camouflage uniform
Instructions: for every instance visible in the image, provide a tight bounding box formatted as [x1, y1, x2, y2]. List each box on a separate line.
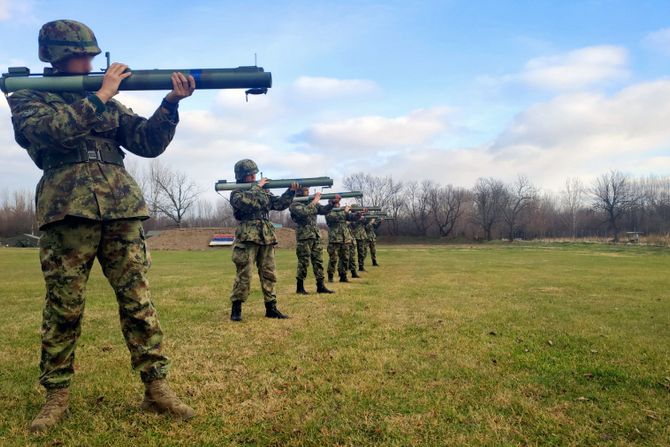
[289, 200, 333, 281]
[366, 220, 381, 265]
[346, 221, 358, 272]
[7, 57, 180, 390]
[325, 209, 355, 278]
[229, 184, 295, 303]
[352, 218, 369, 270]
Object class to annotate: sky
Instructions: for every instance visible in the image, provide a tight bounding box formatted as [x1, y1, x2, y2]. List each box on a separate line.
[1, 0, 669, 203]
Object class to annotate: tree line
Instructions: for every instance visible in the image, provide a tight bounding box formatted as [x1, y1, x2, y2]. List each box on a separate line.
[2, 164, 669, 243]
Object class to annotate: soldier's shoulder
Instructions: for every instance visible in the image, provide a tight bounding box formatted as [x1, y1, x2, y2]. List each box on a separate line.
[7, 89, 48, 106]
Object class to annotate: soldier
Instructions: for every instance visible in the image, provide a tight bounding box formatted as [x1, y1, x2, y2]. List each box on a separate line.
[352, 213, 369, 272]
[7, 20, 196, 432]
[325, 197, 354, 283]
[365, 217, 382, 266]
[229, 159, 297, 321]
[289, 187, 335, 294]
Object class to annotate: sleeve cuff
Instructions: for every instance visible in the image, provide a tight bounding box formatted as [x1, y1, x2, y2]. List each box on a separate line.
[86, 94, 106, 115]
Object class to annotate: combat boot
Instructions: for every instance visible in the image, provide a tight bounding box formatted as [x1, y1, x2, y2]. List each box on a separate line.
[339, 274, 349, 283]
[359, 266, 367, 272]
[265, 301, 289, 319]
[327, 273, 334, 283]
[372, 261, 379, 266]
[296, 279, 309, 295]
[351, 269, 361, 278]
[316, 279, 335, 294]
[141, 379, 195, 420]
[29, 387, 70, 433]
[230, 301, 242, 322]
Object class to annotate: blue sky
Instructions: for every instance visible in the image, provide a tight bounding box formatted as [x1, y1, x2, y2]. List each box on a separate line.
[1, 0, 669, 202]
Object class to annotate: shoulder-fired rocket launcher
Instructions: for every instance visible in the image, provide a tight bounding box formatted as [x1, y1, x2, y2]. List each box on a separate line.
[1, 65, 271, 100]
[332, 206, 382, 212]
[293, 191, 364, 202]
[215, 177, 333, 191]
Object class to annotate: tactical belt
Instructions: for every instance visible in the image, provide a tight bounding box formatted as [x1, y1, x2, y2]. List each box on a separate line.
[42, 141, 125, 171]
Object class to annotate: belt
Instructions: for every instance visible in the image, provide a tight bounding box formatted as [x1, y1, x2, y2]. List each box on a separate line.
[42, 143, 125, 171]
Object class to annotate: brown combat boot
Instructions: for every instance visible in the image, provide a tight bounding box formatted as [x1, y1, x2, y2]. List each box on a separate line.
[141, 380, 195, 420]
[30, 387, 70, 433]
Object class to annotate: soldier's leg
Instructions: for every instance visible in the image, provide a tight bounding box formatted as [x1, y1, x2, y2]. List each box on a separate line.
[369, 240, 378, 264]
[38, 217, 100, 389]
[311, 239, 325, 281]
[256, 244, 278, 303]
[327, 243, 338, 277]
[231, 242, 258, 303]
[295, 240, 309, 281]
[96, 219, 169, 383]
[357, 239, 366, 269]
[337, 244, 348, 276]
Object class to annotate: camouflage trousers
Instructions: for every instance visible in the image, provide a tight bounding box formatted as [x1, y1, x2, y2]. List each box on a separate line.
[327, 242, 349, 277]
[295, 238, 325, 281]
[368, 240, 377, 263]
[346, 242, 356, 271]
[38, 217, 169, 390]
[356, 239, 368, 269]
[230, 242, 277, 303]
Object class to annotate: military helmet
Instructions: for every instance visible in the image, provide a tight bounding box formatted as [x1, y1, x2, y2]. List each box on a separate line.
[38, 20, 102, 63]
[234, 159, 259, 182]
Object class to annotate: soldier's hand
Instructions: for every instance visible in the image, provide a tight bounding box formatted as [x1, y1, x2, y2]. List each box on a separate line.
[96, 62, 132, 103]
[344, 205, 351, 212]
[258, 177, 269, 188]
[290, 182, 300, 191]
[312, 192, 322, 204]
[335, 194, 342, 201]
[165, 72, 196, 103]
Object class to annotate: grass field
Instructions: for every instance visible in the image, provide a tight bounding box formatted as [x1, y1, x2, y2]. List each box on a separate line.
[0, 243, 669, 446]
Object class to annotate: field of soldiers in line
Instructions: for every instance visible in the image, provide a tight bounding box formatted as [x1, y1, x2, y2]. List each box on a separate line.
[1, 243, 669, 446]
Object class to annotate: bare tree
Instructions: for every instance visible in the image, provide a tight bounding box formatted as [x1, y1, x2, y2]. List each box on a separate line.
[428, 185, 468, 237]
[502, 175, 536, 241]
[150, 163, 201, 227]
[561, 177, 585, 238]
[343, 172, 405, 235]
[591, 170, 639, 242]
[472, 177, 506, 241]
[404, 180, 434, 236]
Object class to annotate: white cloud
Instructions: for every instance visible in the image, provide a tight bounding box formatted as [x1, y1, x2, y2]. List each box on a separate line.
[518, 45, 628, 90]
[643, 27, 670, 55]
[291, 76, 379, 100]
[299, 107, 452, 151]
[0, 0, 33, 22]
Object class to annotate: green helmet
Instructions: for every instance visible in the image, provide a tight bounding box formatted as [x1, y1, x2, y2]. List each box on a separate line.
[234, 159, 259, 182]
[38, 20, 102, 63]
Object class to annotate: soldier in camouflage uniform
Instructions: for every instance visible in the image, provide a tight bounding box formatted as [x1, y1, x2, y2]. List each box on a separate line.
[325, 197, 356, 283]
[352, 214, 369, 272]
[365, 218, 381, 266]
[289, 187, 335, 294]
[229, 159, 297, 321]
[7, 20, 196, 433]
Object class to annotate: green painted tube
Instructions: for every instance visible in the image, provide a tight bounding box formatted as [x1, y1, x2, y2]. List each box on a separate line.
[293, 191, 364, 202]
[215, 176, 333, 191]
[1, 66, 271, 93]
[332, 206, 382, 212]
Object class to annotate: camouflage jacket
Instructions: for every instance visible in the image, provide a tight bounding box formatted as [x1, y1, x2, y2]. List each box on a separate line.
[325, 210, 355, 244]
[8, 90, 178, 229]
[365, 220, 381, 241]
[289, 201, 333, 241]
[352, 217, 368, 240]
[230, 184, 295, 245]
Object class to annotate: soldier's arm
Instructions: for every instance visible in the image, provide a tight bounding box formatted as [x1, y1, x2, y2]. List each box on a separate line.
[290, 202, 316, 218]
[230, 186, 264, 213]
[317, 202, 335, 215]
[8, 90, 107, 148]
[114, 100, 178, 158]
[270, 188, 296, 211]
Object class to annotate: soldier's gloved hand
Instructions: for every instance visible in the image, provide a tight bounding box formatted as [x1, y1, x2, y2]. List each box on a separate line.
[258, 178, 269, 188]
[96, 62, 132, 103]
[290, 182, 300, 191]
[165, 72, 196, 103]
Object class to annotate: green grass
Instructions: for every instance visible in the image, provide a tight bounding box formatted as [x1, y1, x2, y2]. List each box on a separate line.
[0, 243, 669, 446]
